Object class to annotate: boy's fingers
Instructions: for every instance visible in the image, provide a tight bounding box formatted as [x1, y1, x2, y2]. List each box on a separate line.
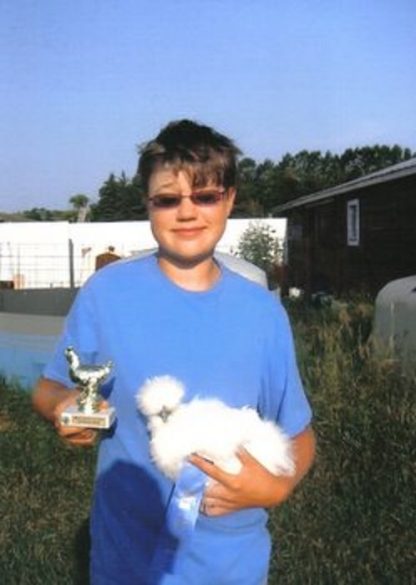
[236, 447, 257, 465]
[61, 427, 98, 446]
[189, 453, 232, 485]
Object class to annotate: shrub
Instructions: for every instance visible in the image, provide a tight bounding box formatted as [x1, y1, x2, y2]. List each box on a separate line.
[236, 221, 283, 275]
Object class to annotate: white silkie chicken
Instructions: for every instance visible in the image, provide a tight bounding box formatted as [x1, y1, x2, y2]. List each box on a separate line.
[137, 375, 295, 481]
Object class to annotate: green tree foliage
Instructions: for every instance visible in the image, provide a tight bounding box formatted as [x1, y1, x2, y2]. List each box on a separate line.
[69, 194, 89, 209]
[22, 207, 54, 221]
[90, 172, 147, 221]
[276, 144, 413, 205]
[233, 158, 282, 217]
[233, 144, 414, 215]
[69, 194, 90, 222]
[274, 150, 343, 202]
[21, 207, 71, 221]
[340, 144, 412, 181]
[233, 158, 259, 217]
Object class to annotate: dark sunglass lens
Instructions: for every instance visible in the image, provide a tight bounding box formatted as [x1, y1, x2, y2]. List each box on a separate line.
[192, 192, 222, 205]
[152, 196, 180, 208]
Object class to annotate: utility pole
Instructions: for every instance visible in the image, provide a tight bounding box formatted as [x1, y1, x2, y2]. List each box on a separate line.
[68, 238, 75, 288]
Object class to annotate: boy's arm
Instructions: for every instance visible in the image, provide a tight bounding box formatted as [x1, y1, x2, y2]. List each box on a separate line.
[190, 425, 316, 515]
[32, 377, 99, 447]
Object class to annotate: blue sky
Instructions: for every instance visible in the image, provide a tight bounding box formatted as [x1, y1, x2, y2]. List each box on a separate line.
[1, 0, 415, 212]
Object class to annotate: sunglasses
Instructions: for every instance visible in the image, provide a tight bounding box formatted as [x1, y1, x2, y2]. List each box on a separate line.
[148, 189, 227, 210]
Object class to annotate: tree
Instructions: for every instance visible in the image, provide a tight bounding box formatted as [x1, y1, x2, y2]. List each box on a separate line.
[69, 194, 90, 222]
[273, 150, 343, 204]
[91, 173, 147, 221]
[340, 145, 412, 181]
[255, 159, 279, 213]
[22, 207, 55, 221]
[271, 145, 414, 207]
[234, 158, 280, 217]
[233, 158, 262, 217]
[69, 194, 89, 209]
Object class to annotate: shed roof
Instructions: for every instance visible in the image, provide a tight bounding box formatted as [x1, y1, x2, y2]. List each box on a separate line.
[273, 156, 416, 214]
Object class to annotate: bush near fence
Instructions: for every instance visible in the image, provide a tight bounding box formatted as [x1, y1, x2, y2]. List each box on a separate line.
[0, 301, 414, 584]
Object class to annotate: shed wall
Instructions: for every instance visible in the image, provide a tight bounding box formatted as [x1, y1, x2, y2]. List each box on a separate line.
[285, 175, 416, 296]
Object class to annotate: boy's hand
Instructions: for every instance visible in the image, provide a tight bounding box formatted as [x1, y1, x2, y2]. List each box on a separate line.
[53, 392, 107, 447]
[189, 448, 293, 516]
[190, 426, 316, 516]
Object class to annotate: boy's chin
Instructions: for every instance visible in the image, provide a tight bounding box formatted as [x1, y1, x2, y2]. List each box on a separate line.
[157, 249, 215, 269]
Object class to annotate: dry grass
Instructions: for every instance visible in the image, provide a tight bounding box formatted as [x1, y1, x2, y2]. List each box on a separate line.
[269, 300, 416, 584]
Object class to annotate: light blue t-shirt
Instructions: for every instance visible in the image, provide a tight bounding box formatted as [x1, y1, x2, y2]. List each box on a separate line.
[44, 254, 312, 584]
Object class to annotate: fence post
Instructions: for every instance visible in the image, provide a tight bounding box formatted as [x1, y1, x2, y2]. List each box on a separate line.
[69, 238, 75, 288]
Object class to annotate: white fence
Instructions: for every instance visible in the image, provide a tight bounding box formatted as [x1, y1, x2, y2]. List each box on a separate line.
[0, 219, 286, 289]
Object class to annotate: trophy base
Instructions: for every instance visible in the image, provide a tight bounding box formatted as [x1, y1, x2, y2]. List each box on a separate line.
[60, 404, 116, 429]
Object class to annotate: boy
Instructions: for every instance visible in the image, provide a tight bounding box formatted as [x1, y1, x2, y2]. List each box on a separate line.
[33, 119, 315, 584]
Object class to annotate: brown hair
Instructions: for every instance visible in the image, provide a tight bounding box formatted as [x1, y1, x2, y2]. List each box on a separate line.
[137, 119, 241, 192]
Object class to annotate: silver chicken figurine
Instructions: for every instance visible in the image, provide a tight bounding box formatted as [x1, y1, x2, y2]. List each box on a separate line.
[65, 346, 113, 414]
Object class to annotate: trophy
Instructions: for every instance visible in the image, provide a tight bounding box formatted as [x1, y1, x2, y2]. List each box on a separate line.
[60, 346, 116, 429]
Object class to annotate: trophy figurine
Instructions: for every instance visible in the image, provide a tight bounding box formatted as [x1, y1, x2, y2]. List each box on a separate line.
[60, 346, 116, 429]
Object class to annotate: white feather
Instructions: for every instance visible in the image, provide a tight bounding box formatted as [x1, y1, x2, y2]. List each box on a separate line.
[137, 375, 185, 416]
[137, 376, 294, 481]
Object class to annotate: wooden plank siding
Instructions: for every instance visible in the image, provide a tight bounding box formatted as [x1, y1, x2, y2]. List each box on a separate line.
[284, 174, 416, 297]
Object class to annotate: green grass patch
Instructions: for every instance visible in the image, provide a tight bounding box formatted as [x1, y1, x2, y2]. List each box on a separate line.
[270, 300, 415, 584]
[0, 301, 415, 583]
[0, 380, 95, 584]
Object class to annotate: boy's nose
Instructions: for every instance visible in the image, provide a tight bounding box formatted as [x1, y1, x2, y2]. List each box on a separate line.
[176, 195, 198, 219]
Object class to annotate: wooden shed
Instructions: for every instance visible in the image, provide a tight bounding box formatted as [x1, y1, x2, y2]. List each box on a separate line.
[273, 158, 416, 297]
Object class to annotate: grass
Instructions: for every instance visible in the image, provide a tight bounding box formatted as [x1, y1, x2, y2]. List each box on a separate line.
[0, 300, 415, 584]
[0, 380, 95, 584]
[271, 300, 416, 584]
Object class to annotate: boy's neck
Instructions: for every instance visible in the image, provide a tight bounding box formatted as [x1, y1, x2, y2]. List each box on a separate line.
[157, 253, 221, 292]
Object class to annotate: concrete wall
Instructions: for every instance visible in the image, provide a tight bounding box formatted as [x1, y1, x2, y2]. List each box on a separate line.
[0, 288, 75, 388]
[0, 287, 78, 316]
[0, 313, 64, 389]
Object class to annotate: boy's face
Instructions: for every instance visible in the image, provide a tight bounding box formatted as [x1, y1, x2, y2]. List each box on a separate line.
[147, 165, 235, 267]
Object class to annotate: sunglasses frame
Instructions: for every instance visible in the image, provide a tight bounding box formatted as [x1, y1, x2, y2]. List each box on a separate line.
[147, 189, 227, 210]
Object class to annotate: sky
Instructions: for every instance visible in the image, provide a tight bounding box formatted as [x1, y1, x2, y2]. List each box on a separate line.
[1, 0, 415, 212]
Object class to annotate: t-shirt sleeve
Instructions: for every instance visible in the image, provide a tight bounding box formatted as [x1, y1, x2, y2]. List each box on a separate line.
[43, 286, 100, 387]
[259, 300, 312, 438]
